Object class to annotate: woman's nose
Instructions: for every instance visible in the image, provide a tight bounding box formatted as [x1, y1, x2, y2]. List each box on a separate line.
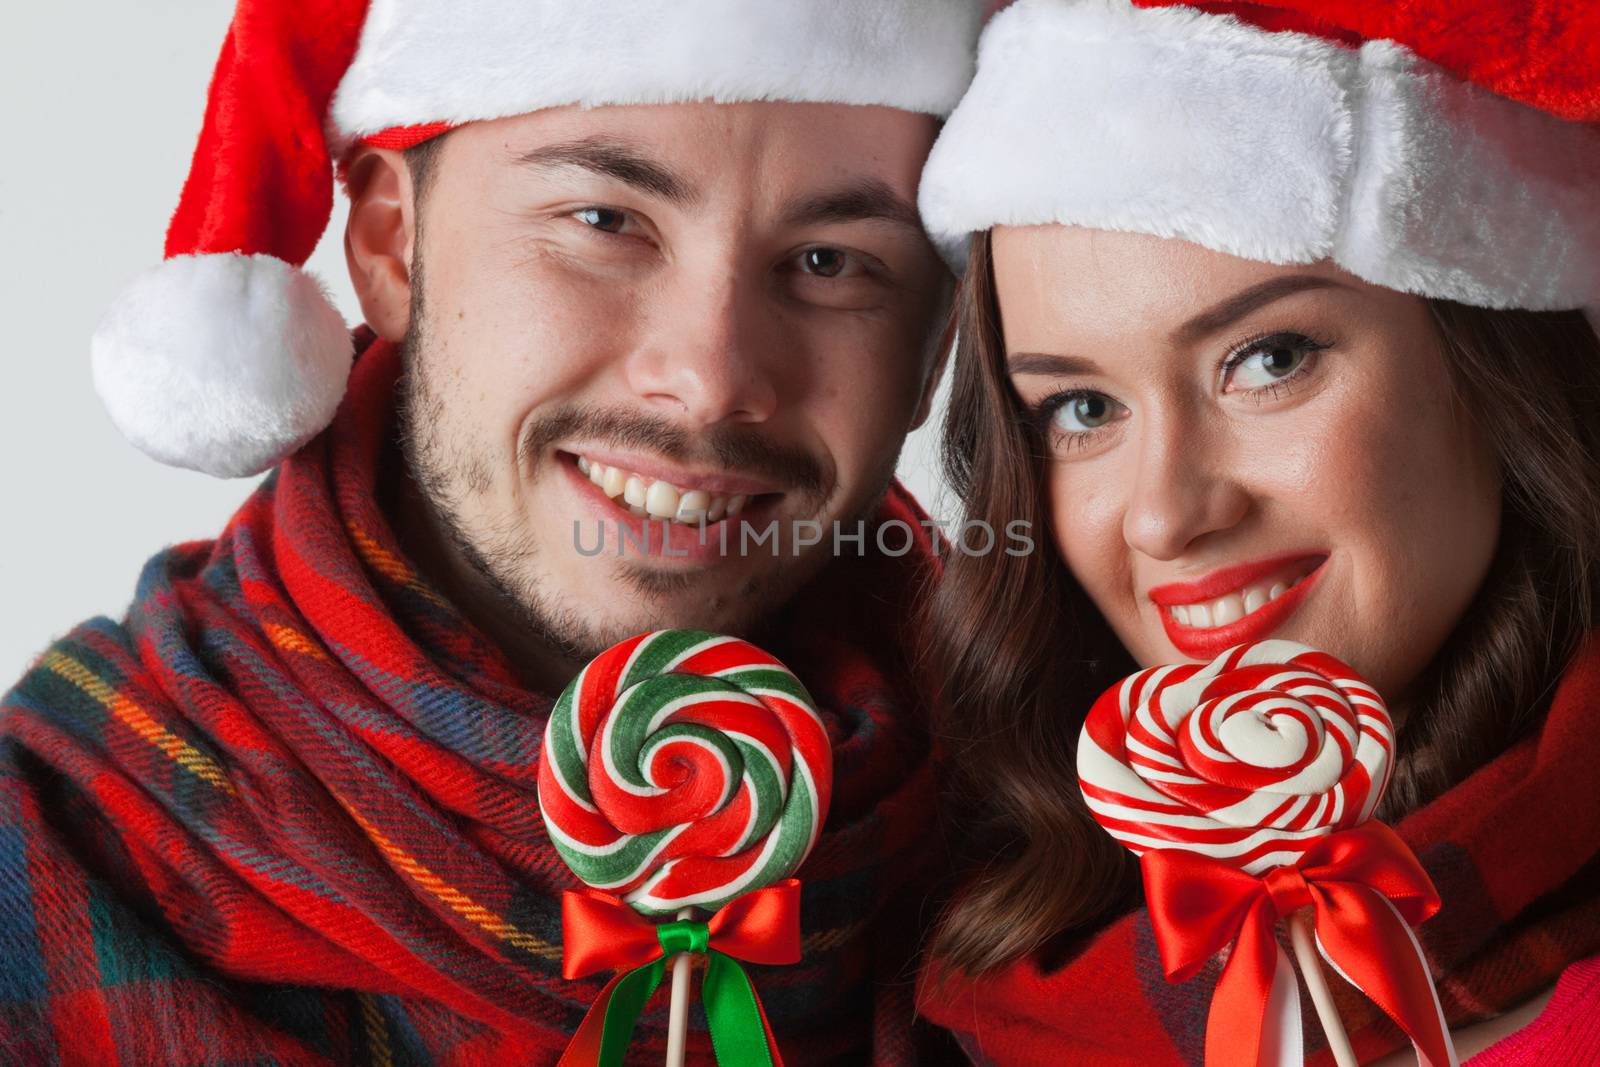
[1120, 419, 1251, 561]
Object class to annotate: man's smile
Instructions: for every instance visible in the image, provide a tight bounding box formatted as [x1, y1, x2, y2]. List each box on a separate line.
[557, 450, 791, 564]
[562, 448, 783, 526]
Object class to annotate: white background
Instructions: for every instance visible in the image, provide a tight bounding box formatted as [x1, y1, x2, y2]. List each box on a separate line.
[0, 1, 954, 685]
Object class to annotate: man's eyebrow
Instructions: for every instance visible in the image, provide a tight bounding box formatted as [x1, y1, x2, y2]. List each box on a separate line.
[782, 179, 925, 236]
[1171, 275, 1347, 345]
[514, 137, 697, 206]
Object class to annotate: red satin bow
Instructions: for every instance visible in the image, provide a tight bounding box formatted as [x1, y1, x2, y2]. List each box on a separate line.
[557, 881, 803, 1066]
[561, 878, 804, 980]
[1142, 822, 1453, 1067]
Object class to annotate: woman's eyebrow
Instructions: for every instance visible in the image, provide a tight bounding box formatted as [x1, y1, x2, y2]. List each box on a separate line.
[1007, 352, 1100, 376]
[1008, 277, 1351, 377]
[1170, 276, 1347, 345]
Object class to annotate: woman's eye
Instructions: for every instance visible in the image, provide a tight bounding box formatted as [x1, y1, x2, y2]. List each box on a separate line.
[1223, 333, 1325, 393]
[1050, 391, 1125, 434]
[571, 207, 630, 234]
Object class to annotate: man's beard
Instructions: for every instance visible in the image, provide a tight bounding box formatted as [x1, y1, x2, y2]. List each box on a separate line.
[393, 259, 902, 665]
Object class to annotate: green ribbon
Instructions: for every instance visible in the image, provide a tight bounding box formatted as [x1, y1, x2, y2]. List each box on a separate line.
[594, 920, 776, 1067]
[701, 949, 773, 1065]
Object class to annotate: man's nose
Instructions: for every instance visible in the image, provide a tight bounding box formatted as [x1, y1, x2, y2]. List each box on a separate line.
[623, 269, 780, 428]
[1120, 415, 1250, 562]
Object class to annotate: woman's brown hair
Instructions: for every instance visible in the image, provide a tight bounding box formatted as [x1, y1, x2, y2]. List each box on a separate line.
[922, 231, 1600, 975]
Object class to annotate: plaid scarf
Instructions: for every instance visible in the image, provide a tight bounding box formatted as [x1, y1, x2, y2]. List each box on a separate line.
[0, 338, 944, 1066]
[918, 638, 1600, 1066]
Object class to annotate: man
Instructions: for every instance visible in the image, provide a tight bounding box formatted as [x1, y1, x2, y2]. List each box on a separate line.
[0, 1, 981, 1063]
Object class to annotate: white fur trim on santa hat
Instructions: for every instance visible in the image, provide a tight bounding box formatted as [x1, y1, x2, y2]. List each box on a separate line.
[919, 0, 1600, 311]
[91, 254, 353, 479]
[330, 0, 984, 143]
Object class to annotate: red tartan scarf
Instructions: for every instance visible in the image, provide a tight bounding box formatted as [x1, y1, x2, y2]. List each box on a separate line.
[0, 338, 945, 1066]
[918, 637, 1600, 1066]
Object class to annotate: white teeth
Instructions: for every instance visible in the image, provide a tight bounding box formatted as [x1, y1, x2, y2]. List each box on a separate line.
[1169, 574, 1306, 630]
[1211, 594, 1244, 627]
[676, 490, 711, 524]
[573, 453, 758, 527]
[645, 480, 680, 519]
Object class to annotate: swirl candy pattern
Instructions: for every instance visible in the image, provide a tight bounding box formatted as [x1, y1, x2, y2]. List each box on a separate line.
[1077, 640, 1394, 874]
[538, 630, 832, 916]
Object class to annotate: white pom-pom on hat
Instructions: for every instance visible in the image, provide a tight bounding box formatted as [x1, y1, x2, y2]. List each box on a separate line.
[91, 254, 353, 479]
[95, 0, 371, 477]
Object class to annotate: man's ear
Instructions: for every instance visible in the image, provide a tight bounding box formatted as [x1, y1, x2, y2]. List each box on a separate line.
[344, 146, 419, 343]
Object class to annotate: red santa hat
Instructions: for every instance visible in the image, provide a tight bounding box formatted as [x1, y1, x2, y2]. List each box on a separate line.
[919, 0, 1600, 324]
[94, 0, 987, 478]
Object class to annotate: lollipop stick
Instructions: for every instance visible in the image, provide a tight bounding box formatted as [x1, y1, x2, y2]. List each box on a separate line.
[1289, 909, 1359, 1067]
[665, 907, 696, 1067]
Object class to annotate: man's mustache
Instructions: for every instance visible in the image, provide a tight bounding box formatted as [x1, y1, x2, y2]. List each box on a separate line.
[520, 405, 828, 500]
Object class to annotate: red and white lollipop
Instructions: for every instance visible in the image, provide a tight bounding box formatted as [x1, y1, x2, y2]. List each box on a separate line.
[1078, 639, 1395, 873]
[1078, 641, 1457, 1067]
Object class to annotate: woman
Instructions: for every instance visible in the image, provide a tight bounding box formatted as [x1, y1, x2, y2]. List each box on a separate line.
[913, 1, 1600, 1064]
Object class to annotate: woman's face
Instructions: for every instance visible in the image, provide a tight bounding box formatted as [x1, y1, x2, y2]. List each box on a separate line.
[993, 226, 1502, 702]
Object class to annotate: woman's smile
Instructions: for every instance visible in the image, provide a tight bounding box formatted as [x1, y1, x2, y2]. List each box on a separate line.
[1148, 552, 1326, 658]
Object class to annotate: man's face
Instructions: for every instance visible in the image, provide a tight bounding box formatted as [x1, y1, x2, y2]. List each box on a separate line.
[394, 102, 947, 662]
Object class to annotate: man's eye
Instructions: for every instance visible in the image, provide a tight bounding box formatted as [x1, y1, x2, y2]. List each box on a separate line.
[572, 207, 630, 234]
[798, 247, 858, 279]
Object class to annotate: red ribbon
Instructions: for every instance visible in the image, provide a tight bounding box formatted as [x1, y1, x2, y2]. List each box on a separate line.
[1142, 822, 1453, 1067]
[557, 881, 802, 1066]
[561, 879, 803, 979]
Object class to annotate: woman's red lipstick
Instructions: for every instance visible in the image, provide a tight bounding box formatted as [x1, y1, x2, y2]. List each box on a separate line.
[1150, 553, 1327, 659]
